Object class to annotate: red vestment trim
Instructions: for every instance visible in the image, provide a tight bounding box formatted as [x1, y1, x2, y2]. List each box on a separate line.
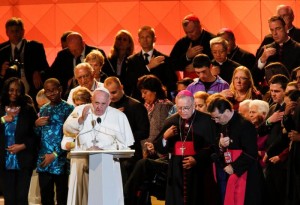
[224, 149, 248, 205]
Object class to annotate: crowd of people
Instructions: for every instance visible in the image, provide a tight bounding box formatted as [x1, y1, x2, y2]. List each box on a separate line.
[0, 3, 300, 205]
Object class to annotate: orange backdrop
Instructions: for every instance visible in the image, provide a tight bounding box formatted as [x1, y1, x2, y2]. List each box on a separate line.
[0, 0, 299, 65]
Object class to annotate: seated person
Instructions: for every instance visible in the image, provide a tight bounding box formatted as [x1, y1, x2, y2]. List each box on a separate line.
[124, 141, 168, 205]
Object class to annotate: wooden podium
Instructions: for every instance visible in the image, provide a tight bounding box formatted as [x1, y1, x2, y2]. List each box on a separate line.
[70, 150, 134, 205]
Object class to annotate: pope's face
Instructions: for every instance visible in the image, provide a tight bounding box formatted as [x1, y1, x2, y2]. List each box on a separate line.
[91, 91, 110, 116]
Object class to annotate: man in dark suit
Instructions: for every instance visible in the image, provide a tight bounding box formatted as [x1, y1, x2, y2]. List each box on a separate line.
[104, 76, 150, 185]
[50, 32, 112, 98]
[125, 26, 177, 101]
[256, 4, 300, 56]
[217, 28, 256, 71]
[170, 14, 216, 79]
[255, 16, 300, 85]
[0, 17, 49, 100]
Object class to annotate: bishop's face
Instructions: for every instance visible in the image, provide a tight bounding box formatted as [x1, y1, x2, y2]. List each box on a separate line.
[176, 97, 194, 120]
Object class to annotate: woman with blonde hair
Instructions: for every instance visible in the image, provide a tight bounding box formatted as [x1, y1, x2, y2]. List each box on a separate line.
[221, 66, 262, 110]
[108, 30, 134, 84]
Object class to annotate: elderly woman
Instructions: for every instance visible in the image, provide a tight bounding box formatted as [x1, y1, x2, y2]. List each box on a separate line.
[248, 99, 270, 168]
[137, 75, 173, 149]
[221, 66, 262, 110]
[84, 49, 106, 82]
[108, 30, 134, 84]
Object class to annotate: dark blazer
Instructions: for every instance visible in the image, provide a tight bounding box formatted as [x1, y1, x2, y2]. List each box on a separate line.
[107, 55, 128, 85]
[125, 49, 177, 101]
[0, 40, 49, 95]
[50, 44, 109, 95]
[229, 46, 256, 71]
[0, 104, 38, 170]
[170, 29, 216, 71]
[212, 58, 241, 84]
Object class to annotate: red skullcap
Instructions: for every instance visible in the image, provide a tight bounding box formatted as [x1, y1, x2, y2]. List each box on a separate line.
[183, 14, 200, 23]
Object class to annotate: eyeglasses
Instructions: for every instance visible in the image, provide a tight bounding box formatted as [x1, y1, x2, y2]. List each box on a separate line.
[177, 104, 193, 112]
[233, 77, 248, 81]
[44, 89, 60, 96]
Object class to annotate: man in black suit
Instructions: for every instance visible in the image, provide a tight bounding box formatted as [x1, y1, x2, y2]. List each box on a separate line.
[170, 14, 216, 79]
[255, 16, 300, 85]
[217, 28, 256, 71]
[50, 32, 112, 98]
[0, 17, 49, 100]
[104, 76, 150, 185]
[256, 4, 300, 56]
[124, 26, 177, 101]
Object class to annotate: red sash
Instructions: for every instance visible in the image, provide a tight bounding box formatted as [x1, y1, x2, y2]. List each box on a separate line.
[173, 141, 196, 156]
[224, 149, 248, 205]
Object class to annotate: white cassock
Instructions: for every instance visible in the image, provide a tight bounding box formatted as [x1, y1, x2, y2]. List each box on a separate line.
[62, 105, 134, 205]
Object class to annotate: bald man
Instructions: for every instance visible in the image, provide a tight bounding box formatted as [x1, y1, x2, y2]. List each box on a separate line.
[50, 32, 109, 98]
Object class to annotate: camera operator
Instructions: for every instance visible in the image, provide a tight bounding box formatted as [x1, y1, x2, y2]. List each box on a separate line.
[0, 17, 49, 102]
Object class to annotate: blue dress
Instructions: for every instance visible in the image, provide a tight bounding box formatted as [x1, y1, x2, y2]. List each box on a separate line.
[36, 101, 74, 175]
[5, 115, 20, 170]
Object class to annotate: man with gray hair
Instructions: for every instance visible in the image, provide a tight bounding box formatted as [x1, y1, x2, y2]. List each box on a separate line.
[210, 37, 240, 83]
[67, 62, 104, 106]
[156, 90, 219, 205]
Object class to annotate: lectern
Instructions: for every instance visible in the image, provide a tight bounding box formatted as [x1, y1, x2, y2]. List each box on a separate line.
[70, 150, 134, 205]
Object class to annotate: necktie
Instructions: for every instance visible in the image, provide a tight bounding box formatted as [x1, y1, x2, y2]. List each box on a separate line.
[144, 53, 149, 65]
[75, 55, 82, 65]
[14, 47, 20, 60]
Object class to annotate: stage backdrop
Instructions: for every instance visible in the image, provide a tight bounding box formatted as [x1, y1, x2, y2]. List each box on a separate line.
[0, 0, 299, 65]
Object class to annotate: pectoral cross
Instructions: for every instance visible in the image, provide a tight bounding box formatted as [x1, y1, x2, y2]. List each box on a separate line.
[180, 146, 186, 156]
[91, 138, 99, 147]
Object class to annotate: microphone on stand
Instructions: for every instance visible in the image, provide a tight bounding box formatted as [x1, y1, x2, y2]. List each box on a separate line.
[97, 117, 101, 124]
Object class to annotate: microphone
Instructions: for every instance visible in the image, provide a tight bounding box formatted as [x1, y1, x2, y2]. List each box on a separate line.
[97, 117, 101, 124]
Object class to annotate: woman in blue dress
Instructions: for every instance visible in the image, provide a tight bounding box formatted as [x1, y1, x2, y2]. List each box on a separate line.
[0, 77, 38, 205]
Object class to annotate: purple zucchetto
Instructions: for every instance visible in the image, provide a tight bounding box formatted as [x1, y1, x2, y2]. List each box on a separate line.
[177, 90, 193, 97]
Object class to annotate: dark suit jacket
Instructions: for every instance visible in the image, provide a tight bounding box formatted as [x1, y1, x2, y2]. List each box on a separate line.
[0, 103, 38, 170]
[125, 49, 177, 101]
[50, 44, 109, 95]
[211, 58, 241, 84]
[0, 39, 49, 95]
[107, 55, 128, 85]
[229, 46, 256, 71]
[170, 29, 216, 71]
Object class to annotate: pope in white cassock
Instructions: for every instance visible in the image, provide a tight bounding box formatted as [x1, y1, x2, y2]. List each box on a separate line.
[61, 87, 134, 205]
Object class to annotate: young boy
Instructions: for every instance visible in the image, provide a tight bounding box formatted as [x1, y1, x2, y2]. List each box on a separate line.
[35, 78, 74, 205]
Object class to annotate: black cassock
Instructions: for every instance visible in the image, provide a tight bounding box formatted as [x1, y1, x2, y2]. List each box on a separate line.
[155, 110, 220, 205]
